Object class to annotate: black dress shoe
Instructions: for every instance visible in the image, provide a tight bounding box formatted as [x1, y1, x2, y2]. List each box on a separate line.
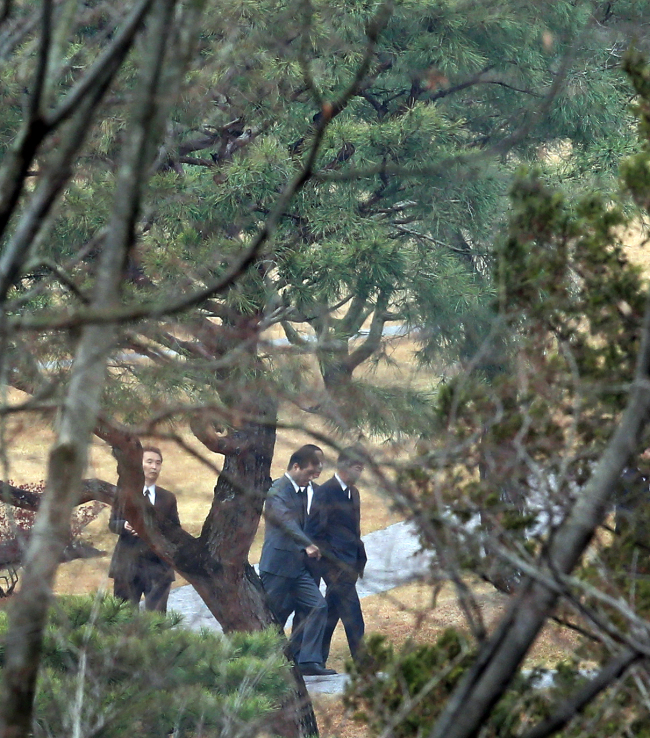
[299, 662, 337, 676]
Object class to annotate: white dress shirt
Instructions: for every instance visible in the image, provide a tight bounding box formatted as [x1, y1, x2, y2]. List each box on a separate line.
[285, 473, 312, 515]
[334, 472, 350, 498]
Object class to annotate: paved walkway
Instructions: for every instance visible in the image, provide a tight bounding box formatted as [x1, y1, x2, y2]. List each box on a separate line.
[167, 521, 432, 693]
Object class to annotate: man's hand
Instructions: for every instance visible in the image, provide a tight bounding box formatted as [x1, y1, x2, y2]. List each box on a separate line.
[124, 521, 138, 536]
[305, 544, 321, 559]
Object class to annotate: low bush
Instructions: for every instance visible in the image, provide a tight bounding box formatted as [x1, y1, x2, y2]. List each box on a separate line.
[0, 594, 291, 738]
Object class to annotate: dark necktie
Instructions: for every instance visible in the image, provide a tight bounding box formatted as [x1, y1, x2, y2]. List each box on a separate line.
[349, 485, 361, 538]
[298, 487, 308, 528]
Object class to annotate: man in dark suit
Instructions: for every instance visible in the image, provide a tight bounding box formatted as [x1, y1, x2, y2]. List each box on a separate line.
[108, 446, 180, 613]
[259, 447, 335, 676]
[290, 444, 324, 659]
[307, 446, 367, 662]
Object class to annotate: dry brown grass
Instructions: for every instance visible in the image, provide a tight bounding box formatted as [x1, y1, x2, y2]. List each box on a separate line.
[313, 694, 369, 738]
[3, 281, 628, 737]
[311, 578, 581, 738]
[1, 389, 403, 595]
[322, 580, 579, 675]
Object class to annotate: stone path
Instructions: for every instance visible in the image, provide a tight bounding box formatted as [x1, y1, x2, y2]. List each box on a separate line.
[167, 520, 432, 693]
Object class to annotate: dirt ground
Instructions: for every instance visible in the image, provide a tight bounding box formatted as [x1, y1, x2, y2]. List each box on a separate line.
[313, 578, 580, 738]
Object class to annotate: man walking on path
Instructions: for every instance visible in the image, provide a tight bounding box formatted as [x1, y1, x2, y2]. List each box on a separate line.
[308, 447, 367, 662]
[290, 444, 324, 658]
[260, 446, 336, 676]
[108, 446, 180, 613]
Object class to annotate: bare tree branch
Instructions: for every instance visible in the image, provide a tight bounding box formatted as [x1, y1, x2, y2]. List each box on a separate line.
[429, 286, 650, 738]
[0, 0, 155, 297]
[0, 2, 183, 733]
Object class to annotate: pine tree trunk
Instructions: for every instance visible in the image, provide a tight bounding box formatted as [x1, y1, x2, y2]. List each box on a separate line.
[107, 397, 319, 738]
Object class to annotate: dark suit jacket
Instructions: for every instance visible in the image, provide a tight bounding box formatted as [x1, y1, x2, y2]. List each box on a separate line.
[259, 475, 314, 579]
[307, 476, 367, 578]
[108, 486, 179, 582]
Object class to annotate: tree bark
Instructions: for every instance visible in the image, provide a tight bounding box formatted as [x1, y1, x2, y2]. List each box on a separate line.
[101, 396, 319, 738]
[0, 478, 116, 510]
[199, 395, 277, 631]
[0, 2, 180, 735]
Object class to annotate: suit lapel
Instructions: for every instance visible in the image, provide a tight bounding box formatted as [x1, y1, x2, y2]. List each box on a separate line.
[281, 478, 305, 528]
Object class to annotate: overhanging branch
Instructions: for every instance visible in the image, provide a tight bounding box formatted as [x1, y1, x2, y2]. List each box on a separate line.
[0, 478, 116, 510]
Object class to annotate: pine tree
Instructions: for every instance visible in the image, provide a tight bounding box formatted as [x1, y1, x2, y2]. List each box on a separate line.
[1, 1, 648, 735]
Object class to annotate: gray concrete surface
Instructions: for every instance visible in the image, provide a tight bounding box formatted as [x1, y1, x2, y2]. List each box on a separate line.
[167, 520, 432, 694]
[168, 521, 431, 630]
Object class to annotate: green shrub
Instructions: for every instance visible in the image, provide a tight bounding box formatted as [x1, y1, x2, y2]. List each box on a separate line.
[0, 594, 291, 738]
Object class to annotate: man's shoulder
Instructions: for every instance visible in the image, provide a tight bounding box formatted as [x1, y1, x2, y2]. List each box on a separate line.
[268, 475, 293, 496]
[313, 476, 341, 496]
[155, 486, 177, 502]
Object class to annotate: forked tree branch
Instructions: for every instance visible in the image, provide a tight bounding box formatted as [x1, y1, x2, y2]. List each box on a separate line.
[0, 0, 154, 256]
[0, 538, 105, 569]
[0, 478, 116, 509]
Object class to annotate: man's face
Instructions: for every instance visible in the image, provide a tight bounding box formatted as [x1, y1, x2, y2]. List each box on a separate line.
[290, 462, 320, 487]
[143, 451, 163, 486]
[313, 451, 324, 480]
[345, 462, 364, 485]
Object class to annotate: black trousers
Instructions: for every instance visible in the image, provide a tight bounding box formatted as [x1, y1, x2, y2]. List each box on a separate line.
[321, 564, 364, 662]
[113, 571, 172, 613]
[261, 569, 327, 665]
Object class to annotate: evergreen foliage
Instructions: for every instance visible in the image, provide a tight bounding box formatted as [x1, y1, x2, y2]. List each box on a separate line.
[3, 5, 650, 734]
[343, 49, 650, 738]
[2, 0, 644, 436]
[346, 630, 645, 737]
[0, 595, 290, 738]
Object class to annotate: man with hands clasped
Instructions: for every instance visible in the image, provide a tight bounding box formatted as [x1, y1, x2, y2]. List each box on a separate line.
[307, 447, 367, 662]
[108, 446, 180, 613]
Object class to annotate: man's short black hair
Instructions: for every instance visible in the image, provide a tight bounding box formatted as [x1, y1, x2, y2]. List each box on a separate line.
[142, 445, 163, 462]
[338, 446, 365, 468]
[288, 446, 321, 470]
[303, 443, 322, 451]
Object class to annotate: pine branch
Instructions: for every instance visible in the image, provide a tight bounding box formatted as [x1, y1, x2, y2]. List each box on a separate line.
[281, 319, 310, 347]
[337, 293, 371, 336]
[11, 3, 395, 333]
[178, 155, 214, 168]
[345, 290, 390, 372]
[23, 258, 90, 304]
[189, 410, 242, 456]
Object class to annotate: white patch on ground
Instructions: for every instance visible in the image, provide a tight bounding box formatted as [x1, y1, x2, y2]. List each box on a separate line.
[167, 521, 432, 693]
